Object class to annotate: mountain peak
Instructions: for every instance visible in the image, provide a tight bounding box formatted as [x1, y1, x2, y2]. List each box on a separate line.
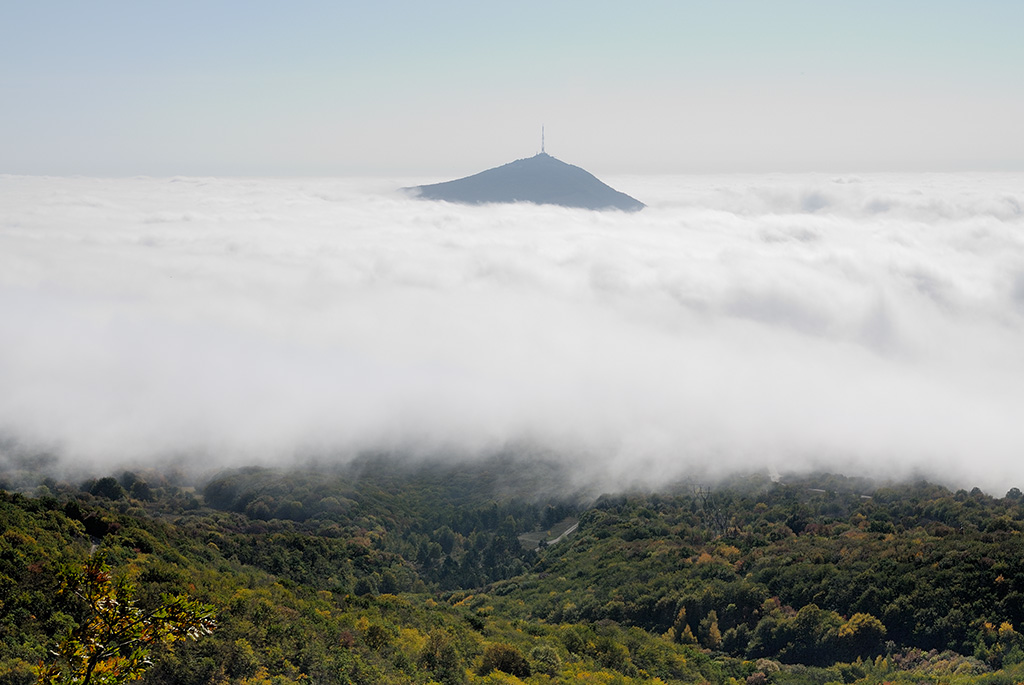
[406, 153, 644, 212]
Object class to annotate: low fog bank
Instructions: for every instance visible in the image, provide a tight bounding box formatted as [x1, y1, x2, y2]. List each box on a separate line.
[1, 173, 1022, 493]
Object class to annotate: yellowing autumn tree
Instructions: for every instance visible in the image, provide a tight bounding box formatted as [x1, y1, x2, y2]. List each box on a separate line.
[35, 555, 215, 685]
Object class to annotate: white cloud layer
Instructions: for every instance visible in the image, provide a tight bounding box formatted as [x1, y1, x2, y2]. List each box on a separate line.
[2, 173, 1023, 491]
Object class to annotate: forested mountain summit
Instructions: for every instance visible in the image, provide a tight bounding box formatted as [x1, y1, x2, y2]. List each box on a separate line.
[4, 458, 1024, 684]
[407, 152, 646, 211]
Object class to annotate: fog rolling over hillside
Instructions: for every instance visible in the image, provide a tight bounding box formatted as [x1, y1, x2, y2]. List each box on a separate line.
[1, 173, 1023, 492]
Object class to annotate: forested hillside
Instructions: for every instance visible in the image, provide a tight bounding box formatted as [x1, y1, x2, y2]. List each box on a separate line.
[3, 458, 1024, 684]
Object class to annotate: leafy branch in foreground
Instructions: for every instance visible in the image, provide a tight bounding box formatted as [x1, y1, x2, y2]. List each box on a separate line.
[35, 555, 216, 685]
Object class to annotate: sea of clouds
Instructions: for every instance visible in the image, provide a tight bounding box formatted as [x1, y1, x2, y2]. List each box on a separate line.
[1, 172, 1023, 491]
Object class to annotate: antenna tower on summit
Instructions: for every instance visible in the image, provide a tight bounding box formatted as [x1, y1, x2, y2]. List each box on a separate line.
[541, 126, 545, 154]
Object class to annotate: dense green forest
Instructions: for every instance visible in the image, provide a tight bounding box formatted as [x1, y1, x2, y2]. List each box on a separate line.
[4, 455, 1024, 684]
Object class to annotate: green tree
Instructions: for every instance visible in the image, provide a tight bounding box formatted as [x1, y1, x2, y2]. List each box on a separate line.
[700, 610, 723, 650]
[418, 630, 466, 685]
[88, 478, 126, 501]
[837, 612, 887, 660]
[528, 644, 562, 677]
[35, 556, 215, 685]
[478, 643, 530, 678]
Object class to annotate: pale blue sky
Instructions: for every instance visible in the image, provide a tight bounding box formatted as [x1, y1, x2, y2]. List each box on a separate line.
[2, 1, 1022, 175]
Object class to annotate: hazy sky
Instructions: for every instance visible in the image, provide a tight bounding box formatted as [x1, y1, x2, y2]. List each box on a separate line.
[3, 1, 1023, 176]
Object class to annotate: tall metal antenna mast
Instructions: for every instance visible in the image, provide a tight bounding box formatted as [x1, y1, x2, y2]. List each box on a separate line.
[541, 126, 545, 154]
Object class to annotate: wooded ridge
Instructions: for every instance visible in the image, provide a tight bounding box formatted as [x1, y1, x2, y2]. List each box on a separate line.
[3, 458, 1024, 684]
